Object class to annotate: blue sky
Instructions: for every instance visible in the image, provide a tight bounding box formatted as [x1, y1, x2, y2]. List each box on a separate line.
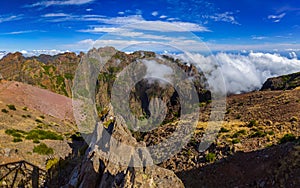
[0, 0, 299, 52]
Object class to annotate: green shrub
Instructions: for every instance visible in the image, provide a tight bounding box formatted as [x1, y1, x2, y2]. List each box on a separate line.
[13, 138, 23, 142]
[33, 143, 54, 155]
[64, 73, 74, 80]
[247, 120, 258, 127]
[236, 114, 241, 119]
[225, 109, 231, 114]
[35, 119, 43, 123]
[5, 129, 26, 136]
[46, 158, 59, 170]
[7, 104, 16, 111]
[40, 115, 45, 119]
[33, 139, 40, 144]
[11, 132, 22, 138]
[22, 115, 27, 118]
[250, 131, 266, 138]
[1, 109, 8, 113]
[220, 127, 230, 133]
[238, 129, 247, 134]
[25, 130, 63, 141]
[56, 75, 64, 85]
[22, 107, 28, 111]
[232, 130, 247, 138]
[279, 134, 296, 144]
[205, 153, 216, 163]
[232, 138, 240, 144]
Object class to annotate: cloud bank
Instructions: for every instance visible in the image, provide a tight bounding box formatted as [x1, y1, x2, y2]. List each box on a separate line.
[177, 52, 300, 94]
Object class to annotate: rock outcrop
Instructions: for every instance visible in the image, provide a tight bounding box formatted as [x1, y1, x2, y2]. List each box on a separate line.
[0, 52, 81, 97]
[261, 72, 300, 91]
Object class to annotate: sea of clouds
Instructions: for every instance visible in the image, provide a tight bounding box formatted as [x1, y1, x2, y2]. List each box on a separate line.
[176, 52, 300, 94]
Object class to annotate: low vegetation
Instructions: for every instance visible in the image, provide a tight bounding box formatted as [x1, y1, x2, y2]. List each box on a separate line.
[5, 128, 63, 143]
[7, 104, 16, 111]
[220, 127, 230, 133]
[1, 109, 8, 113]
[25, 129, 63, 141]
[33, 143, 54, 155]
[250, 130, 266, 138]
[247, 120, 258, 127]
[279, 133, 296, 144]
[232, 138, 241, 144]
[205, 153, 216, 163]
[46, 158, 60, 170]
[13, 138, 23, 142]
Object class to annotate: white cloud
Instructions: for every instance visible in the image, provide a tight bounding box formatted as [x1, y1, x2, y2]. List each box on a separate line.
[118, 11, 125, 15]
[29, 0, 94, 7]
[209, 12, 240, 25]
[96, 15, 145, 25]
[77, 19, 210, 37]
[159, 15, 167, 19]
[152, 11, 159, 16]
[42, 13, 70, 17]
[142, 59, 173, 83]
[78, 27, 124, 33]
[86, 8, 93, 12]
[170, 21, 210, 32]
[167, 18, 177, 21]
[268, 13, 286, 23]
[0, 15, 23, 23]
[42, 13, 106, 22]
[120, 21, 209, 32]
[289, 51, 297, 59]
[1, 30, 38, 35]
[252, 36, 267, 40]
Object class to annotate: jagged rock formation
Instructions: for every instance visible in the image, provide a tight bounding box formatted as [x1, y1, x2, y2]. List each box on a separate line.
[65, 114, 184, 187]
[67, 98, 185, 187]
[0, 52, 81, 97]
[261, 72, 300, 91]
